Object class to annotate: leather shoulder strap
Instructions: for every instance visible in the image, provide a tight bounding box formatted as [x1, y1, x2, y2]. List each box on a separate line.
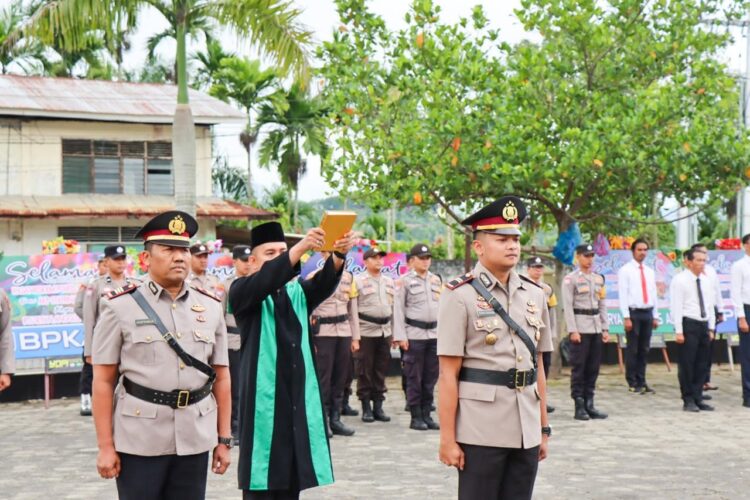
[131, 288, 216, 382]
[468, 280, 537, 367]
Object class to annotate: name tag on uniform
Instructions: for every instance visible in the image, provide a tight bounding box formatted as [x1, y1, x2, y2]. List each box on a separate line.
[135, 318, 156, 326]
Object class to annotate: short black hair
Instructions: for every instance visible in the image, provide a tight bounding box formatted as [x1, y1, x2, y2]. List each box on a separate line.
[631, 238, 649, 252]
[144, 241, 154, 252]
[690, 242, 708, 251]
[685, 248, 707, 261]
[743, 234, 750, 245]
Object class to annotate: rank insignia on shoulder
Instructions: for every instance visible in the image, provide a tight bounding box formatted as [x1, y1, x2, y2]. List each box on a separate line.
[446, 273, 474, 290]
[191, 285, 220, 302]
[106, 283, 138, 299]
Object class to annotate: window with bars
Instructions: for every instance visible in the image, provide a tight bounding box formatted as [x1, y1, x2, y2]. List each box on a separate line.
[58, 226, 142, 243]
[62, 140, 173, 195]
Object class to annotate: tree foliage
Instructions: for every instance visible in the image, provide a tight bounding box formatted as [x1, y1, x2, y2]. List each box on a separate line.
[318, 0, 750, 239]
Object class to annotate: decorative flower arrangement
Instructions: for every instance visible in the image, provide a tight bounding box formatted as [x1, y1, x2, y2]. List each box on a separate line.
[42, 237, 80, 254]
[126, 247, 148, 274]
[354, 238, 378, 252]
[715, 238, 741, 250]
[608, 235, 636, 250]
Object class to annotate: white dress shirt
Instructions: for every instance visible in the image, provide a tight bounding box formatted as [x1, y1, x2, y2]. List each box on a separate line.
[702, 263, 722, 314]
[617, 259, 658, 318]
[670, 269, 716, 332]
[730, 255, 750, 318]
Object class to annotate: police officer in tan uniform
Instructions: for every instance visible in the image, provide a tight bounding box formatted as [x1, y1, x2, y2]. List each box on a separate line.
[562, 243, 609, 421]
[0, 289, 15, 392]
[353, 247, 394, 423]
[91, 211, 231, 499]
[310, 252, 359, 437]
[80, 246, 141, 416]
[188, 243, 220, 294]
[75, 257, 107, 319]
[394, 243, 441, 431]
[438, 196, 551, 500]
[217, 245, 251, 443]
[525, 256, 558, 414]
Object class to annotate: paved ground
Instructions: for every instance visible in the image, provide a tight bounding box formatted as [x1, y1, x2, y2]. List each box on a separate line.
[2, 364, 750, 499]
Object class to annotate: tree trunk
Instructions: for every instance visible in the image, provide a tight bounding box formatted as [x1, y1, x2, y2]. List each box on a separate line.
[549, 215, 573, 380]
[463, 229, 472, 272]
[294, 187, 300, 232]
[246, 112, 254, 205]
[172, 17, 196, 216]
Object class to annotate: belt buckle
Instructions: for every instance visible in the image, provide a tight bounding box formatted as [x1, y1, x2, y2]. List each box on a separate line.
[176, 390, 190, 408]
[163, 331, 175, 343]
[514, 369, 527, 390]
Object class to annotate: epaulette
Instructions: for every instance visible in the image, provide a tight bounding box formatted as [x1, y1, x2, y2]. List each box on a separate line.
[446, 273, 474, 290]
[106, 283, 139, 299]
[520, 274, 543, 289]
[191, 285, 221, 302]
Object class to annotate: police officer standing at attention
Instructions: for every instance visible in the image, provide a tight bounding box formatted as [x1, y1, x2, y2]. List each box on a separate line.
[0, 288, 15, 392]
[91, 211, 231, 499]
[393, 243, 441, 431]
[80, 245, 141, 417]
[353, 246, 395, 423]
[310, 252, 358, 437]
[216, 244, 252, 443]
[438, 196, 551, 500]
[525, 256, 557, 414]
[188, 243, 220, 294]
[730, 234, 750, 408]
[75, 256, 107, 319]
[562, 244, 609, 421]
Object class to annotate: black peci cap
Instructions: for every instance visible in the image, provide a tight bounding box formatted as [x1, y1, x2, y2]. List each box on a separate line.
[363, 247, 387, 259]
[462, 195, 527, 236]
[408, 243, 431, 258]
[135, 211, 198, 248]
[104, 245, 126, 259]
[190, 243, 210, 256]
[526, 256, 544, 267]
[232, 245, 252, 260]
[575, 244, 595, 255]
[250, 222, 286, 249]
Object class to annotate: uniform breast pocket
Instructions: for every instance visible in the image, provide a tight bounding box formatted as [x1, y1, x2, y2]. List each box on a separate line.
[131, 329, 159, 365]
[360, 285, 376, 297]
[193, 329, 216, 359]
[408, 285, 426, 304]
[575, 284, 590, 295]
[474, 318, 503, 351]
[386, 284, 395, 305]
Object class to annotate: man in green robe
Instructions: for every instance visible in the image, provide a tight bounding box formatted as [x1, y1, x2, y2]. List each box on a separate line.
[229, 222, 355, 499]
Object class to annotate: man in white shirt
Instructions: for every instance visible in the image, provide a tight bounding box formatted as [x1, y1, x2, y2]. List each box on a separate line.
[691, 243, 723, 393]
[617, 238, 659, 394]
[730, 234, 750, 408]
[670, 248, 715, 412]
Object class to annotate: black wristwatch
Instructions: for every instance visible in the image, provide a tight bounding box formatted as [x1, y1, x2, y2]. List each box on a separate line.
[218, 436, 233, 448]
[333, 251, 348, 260]
[541, 426, 552, 437]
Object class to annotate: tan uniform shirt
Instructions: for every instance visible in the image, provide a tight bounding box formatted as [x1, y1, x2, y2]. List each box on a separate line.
[188, 272, 220, 295]
[562, 270, 608, 334]
[539, 280, 558, 345]
[310, 270, 360, 338]
[437, 263, 552, 449]
[219, 276, 241, 351]
[352, 273, 395, 340]
[393, 271, 441, 341]
[0, 290, 15, 374]
[92, 277, 229, 457]
[82, 274, 142, 357]
[74, 278, 91, 320]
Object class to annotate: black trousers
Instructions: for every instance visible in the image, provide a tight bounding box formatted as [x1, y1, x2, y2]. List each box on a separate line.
[229, 348, 241, 437]
[458, 443, 539, 500]
[243, 489, 299, 500]
[344, 355, 355, 400]
[740, 305, 750, 402]
[625, 308, 654, 389]
[678, 318, 710, 404]
[314, 336, 352, 411]
[79, 352, 92, 395]
[116, 452, 208, 500]
[569, 333, 602, 400]
[542, 351, 551, 379]
[399, 346, 408, 396]
[403, 338, 438, 407]
[356, 336, 391, 401]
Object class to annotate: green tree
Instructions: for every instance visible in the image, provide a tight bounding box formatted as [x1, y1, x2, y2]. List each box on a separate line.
[20, 0, 313, 215]
[318, 0, 750, 274]
[260, 185, 319, 230]
[255, 82, 329, 231]
[210, 56, 282, 202]
[211, 156, 247, 202]
[191, 38, 234, 89]
[0, 2, 46, 75]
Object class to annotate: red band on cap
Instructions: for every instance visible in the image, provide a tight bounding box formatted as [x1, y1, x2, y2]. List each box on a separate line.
[472, 215, 519, 229]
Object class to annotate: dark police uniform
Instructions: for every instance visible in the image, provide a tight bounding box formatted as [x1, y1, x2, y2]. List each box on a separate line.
[438, 196, 552, 500]
[562, 244, 609, 420]
[92, 211, 230, 500]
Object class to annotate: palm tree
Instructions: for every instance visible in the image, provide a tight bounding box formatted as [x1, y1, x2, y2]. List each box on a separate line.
[191, 38, 234, 90]
[19, 0, 312, 216]
[255, 82, 329, 231]
[0, 1, 46, 75]
[209, 56, 281, 202]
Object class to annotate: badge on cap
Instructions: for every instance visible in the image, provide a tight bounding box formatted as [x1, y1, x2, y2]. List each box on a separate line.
[502, 201, 518, 221]
[169, 215, 187, 235]
[117, 246, 124, 253]
[200, 245, 206, 252]
[421, 246, 427, 252]
[244, 248, 251, 255]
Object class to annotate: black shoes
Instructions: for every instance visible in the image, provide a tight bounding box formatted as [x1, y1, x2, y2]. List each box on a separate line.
[584, 398, 608, 419]
[409, 406, 428, 431]
[342, 397, 359, 417]
[683, 401, 700, 412]
[546, 404, 555, 414]
[640, 385, 655, 395]
[701, 394, 712, 401]
[573, 397, 590, 421]
[696, 402, 714, 411]
[743, 400, 750, 408]
[422, 405, 440, 430]
[329, 409, 355, 436]
[361, 400, 375, 423]
[372, 400, 391, 422]
[628, 386, 638, 394]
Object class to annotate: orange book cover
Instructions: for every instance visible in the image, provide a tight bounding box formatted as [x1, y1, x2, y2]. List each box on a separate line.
[319, 211, 357, 251]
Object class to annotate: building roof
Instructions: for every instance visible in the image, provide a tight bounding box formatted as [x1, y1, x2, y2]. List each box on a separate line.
[0, 195, 277, 221]
[0, 75, 246, 125]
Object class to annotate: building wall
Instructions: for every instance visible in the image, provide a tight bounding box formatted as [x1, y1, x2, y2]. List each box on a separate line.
[0, 119, 214, 197]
